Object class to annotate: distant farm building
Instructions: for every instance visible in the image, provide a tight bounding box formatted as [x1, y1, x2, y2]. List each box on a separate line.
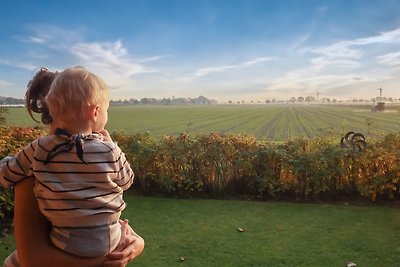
[372, 101, 385, 112]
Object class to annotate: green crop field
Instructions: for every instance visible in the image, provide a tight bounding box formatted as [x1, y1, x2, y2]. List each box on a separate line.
[4, 104, 400, 141]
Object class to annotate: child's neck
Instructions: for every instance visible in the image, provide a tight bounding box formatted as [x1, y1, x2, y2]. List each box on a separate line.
[56, 122, 94, 135]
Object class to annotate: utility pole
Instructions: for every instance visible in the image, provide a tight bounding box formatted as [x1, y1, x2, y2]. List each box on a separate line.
[316, 90, 320, 102]
[378, 87, 383, 99]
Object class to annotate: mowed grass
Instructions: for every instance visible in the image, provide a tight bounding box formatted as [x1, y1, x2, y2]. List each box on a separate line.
[1, 195, 399, 267]
[5, 104, 400, 141]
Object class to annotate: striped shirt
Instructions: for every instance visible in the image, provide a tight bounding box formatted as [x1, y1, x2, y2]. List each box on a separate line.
[0, 132, 134, 228]
[2, 251, 19, 267]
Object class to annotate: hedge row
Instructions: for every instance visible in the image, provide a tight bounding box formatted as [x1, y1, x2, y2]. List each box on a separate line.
[1, 127, 399, 231]
[0, 126, 46, 234]
[112, 131, 400, 202]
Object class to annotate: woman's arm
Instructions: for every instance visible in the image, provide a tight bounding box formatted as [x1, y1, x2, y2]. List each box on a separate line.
[14, 177, 105, 267]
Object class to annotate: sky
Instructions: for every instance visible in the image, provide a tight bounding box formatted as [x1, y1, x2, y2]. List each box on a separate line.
[0, 0, 400, 103]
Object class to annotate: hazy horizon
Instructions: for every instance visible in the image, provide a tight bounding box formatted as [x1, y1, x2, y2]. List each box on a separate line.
[1, 0, 400, 103]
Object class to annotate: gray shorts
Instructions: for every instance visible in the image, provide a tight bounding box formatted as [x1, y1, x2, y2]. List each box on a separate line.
[51, 221, 121, 258]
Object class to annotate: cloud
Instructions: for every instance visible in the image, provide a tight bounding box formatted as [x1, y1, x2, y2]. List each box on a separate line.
[193, 56, 271, 78]
[195, 65, 234, 77]
[70, 40, 145, 80]
[26, 36, 47, 44]
[263, 66, 393, 99]
[310, 56, 360, 71]
[16, 35, 49, 44]
[351, 27, 400, 46]
[288, 33, 312, 52]
[16, 25, 149, 80]
[18, 25, 83, 49]
[240, 57, 271, 67]
[138, 55, 170, 63]
[306, 27, 400, 74]
[377, 51, 400, 66]
[311, 41, 363, 59]
[311, 27, 400, 59]
[10, 25, 163, 97]
[0, 58, 37, 71]
[0, 80, 12, 88]
[165, 56, 272, 83]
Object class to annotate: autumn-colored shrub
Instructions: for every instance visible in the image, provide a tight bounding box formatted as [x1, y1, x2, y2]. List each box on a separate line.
[0, 126, 46, 234]
[1, 126, 399, 231]
[110, 130, 400, 202]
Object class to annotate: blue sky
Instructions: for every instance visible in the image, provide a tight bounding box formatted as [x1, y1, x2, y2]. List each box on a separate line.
[1, 0, 400, 102]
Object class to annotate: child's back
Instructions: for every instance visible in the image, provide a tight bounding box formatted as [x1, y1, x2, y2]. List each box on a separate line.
[0, 66, 135, 257]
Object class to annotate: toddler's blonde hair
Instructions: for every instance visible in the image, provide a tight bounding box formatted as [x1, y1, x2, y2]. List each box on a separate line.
[46, 66, 109, 125]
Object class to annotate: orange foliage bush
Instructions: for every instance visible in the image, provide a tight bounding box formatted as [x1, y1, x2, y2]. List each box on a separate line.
[112, 131, 400, 202]
[0, 126, 399, 226]
[0, 126, 47, 233]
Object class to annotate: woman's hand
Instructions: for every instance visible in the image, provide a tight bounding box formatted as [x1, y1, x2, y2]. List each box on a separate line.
[104, 220, 145, 267]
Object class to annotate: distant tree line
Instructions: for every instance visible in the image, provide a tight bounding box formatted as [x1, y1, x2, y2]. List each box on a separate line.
[110, 95, 218, 106]
[2, 94, 398, 106]
[0, 95, 218, 106]
[0, 97, 24, 105]
[228, 95, 400, 104]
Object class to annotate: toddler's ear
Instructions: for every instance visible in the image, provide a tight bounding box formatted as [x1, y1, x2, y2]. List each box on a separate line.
[87, 105, 99, 121]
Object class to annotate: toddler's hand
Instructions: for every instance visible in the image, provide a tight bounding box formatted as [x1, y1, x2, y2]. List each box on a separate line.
[105, 219, 145, 267]
[114, 219, 130, 251]
[99, 129, 112, 142]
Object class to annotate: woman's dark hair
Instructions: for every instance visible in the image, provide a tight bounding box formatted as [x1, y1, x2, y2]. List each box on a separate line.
[25, 68, 57, 125]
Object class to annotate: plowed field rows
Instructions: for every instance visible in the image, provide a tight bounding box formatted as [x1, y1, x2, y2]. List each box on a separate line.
[6, 104, 400, 141]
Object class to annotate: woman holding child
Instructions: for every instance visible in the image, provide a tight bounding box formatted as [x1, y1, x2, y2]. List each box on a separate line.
[1, 67, 144, 267]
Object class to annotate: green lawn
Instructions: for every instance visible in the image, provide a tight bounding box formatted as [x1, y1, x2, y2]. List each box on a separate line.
[2, 195, 399, 266]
